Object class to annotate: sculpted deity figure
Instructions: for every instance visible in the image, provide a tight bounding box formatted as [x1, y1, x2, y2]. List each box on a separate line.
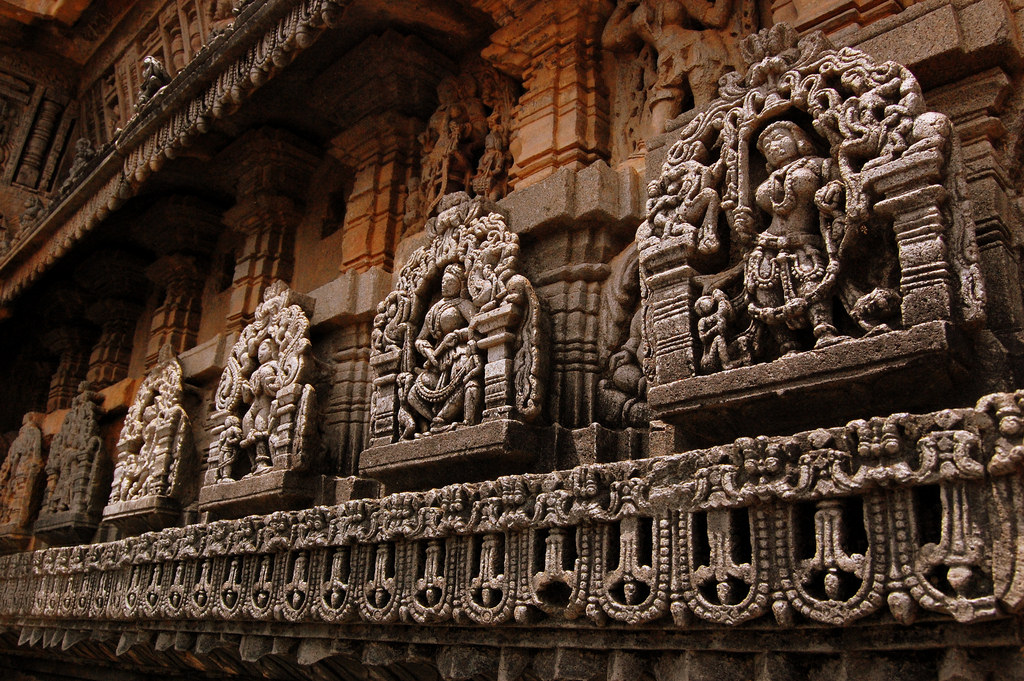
[106, 347, 192, 516]
[209, 282, 317, 482]
[136, 56, 171, 111]
[400, 264, 484, 437]
[602, 0, 749, 134]
[745, 121, 843, 352]
[0, 413, 45, 531]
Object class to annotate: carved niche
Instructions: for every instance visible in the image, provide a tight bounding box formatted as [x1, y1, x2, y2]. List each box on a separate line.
[33, 382, 110, 545]
[103, 345, 194, 535]
[405, 61, 517, 231]
[362, 194, 545, 489]
[0, 413, 46, 552]
[639, 25, 986, 435]
[199, 282, 319, 517]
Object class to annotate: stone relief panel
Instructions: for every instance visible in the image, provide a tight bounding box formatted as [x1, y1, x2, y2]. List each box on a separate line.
[369, 194, 544, 446]
[0, 413, 46, 551]
[640, 25, 985, 387]
[103, 345, 194, 534]
[404, 61, 517, 232]
[597, 242, 649, 428]
[602, 0, 758, 153]
[33, 382, 109, 545]
[206, 282, 318, 484]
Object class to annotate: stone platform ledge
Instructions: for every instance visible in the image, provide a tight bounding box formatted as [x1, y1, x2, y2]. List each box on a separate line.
[649, 320, 970, 448]
[0, 524, 33, 554]
[32, 511, 98, 546]
[198, 469, 324, 520]
[360, 419, 551, 492]
[102, 496, 180, 536]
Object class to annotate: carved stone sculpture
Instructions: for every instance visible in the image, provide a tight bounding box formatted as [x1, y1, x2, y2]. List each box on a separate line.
[639, 24, 986, 437]
[34, 382, 109, 545]
[136, 56, 171, 111]
[602, 0, 756, 135]
[102, 345, 194, 534]
[199, 281, 319, 517]
[598, 243, 649, 428]
[406, 62, 516, 230]
[58, 138, 96, 195]
[0, 413, 46, 552]
[363, 194, 545, 488]
[18, 195, 43, 231]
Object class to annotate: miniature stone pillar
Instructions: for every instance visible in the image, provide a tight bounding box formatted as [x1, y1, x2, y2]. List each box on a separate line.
[475, 303, 521, 421]
[85, 298, 143, 388]
[44, 326, 92, 412]
[483, 0, 611, 189]
[329, 113, 421, 273]
[638, 247, 698, 384]
[220, 129, 317, 333]
[145, 254, 205, 366]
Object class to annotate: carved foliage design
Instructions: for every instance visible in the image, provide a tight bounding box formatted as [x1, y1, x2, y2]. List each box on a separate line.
[38, 383, 105, 520]
[0, 414, 45, 531]
[108, 347, 193, 504]
[210, 281, 317, 481]
[371, 196, 543, 442]
[639, 25, 985, 379]
[5, 393, 1024, 630]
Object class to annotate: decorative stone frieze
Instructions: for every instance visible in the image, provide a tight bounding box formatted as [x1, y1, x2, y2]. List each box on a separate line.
[198, 281, 319, 518]
[361, 194, 545, 488]
[3, 392, 1024, 632]
[33, 382, 110, 546]
[103, 346, 194, 535]
[639, 24, 988, 442]
[0, 413, 46, 553]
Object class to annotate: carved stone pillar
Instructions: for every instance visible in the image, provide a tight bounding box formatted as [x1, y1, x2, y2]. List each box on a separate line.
[44, 326, 92, 413]
[85, 298, 143, 389]
[145, 254, 205, 367]
[15, 96, 64, 188]
[484, 1, 612, 189]
[329, 113, 421, 273]
[219, 129, 318, 334]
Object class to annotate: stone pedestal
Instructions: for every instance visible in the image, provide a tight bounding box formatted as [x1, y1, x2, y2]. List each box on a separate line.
[101, 496, 181, 536]
[198, 470, 324, 519]
[33, 511, 99, 546]
[360, 419, 550, 492]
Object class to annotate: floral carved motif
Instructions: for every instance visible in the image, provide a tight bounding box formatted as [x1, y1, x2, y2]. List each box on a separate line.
[371, 195, 544, 443]
[208, 282, 317, 482]
[639, 24, 985, 382]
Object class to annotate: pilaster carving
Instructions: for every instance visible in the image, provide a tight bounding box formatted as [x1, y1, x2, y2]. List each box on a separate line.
[103, 346, 194, 535]
[43, 325, 93, 413]
[0, 413, 46, 552]
[483, 1, 612, 189]
[145, 255, 206, 367]
[34, 382, 109, 546]
[639, 24, 986, 438]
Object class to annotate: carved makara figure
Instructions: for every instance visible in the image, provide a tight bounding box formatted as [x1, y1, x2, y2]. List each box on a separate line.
[371, 195, 544, 442]
[209, 282, 317, 481]
[0, 413, 45, 533]
[639, 25, 985, 380]
[106, 346, 193, 506]
[602, 0, 754, 135]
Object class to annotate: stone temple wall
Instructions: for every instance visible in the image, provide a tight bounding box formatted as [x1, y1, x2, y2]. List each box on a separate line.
[0, 0, 1023, 679]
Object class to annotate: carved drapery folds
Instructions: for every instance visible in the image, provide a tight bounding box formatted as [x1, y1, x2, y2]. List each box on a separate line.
[639, 25, 986, 432]
[207, 282, 317, 485]
[103, 346, 194, 535]
[0, 413, 46, 552]
[33, 383, 109, 545]
[4, 392, 1024, 631]
[371, 195, 543, 443]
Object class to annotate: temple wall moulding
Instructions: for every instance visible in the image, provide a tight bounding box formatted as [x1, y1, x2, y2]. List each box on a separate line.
[3, 392, 1024, 632]
[361, 194, 546, 489]
[198, 281, 321, 518]
[638, 24, 989, 443]
[33, 382, 110, 546]
[0, 412, 46, 553]
[103, 346, 195, 536]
